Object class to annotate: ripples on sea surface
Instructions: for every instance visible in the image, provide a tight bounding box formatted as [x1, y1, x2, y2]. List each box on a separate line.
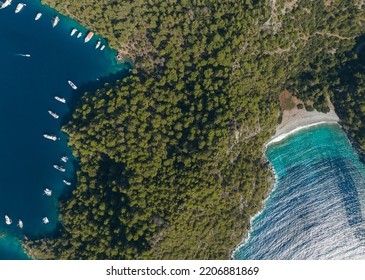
[234, 124, 365, 259]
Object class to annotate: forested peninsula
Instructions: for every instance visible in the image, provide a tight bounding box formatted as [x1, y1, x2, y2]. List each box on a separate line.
[25, 0, 365, 259]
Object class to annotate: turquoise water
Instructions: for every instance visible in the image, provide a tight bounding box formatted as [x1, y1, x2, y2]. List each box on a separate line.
[0, 0, 129, 259]
[234, 124, 365, 259]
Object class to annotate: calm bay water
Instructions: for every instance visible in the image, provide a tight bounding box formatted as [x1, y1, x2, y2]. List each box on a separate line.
[234, 124, 365, 259]
[0, 0, 128, 259]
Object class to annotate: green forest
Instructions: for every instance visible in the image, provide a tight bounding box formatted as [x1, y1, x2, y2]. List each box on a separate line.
[24, 0, 365, 259]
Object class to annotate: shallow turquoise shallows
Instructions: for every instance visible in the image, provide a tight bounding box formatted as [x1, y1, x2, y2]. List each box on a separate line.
[234, 124, 365, 259]
[0, 0, 129, 259]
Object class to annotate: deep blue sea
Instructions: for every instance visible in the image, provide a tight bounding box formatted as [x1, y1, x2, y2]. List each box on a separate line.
[0, 0, 128, 259]
[234, 124, 365, 259]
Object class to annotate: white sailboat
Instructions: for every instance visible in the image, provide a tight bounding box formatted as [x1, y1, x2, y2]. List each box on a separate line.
[5, 215, 12, 225]
[35, 12, 42, 20]
[70, 28, 77, 36]
[17, 219, 23, 229]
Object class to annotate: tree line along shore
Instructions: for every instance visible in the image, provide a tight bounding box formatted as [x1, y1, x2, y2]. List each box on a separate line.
[24, 0, 365, 259]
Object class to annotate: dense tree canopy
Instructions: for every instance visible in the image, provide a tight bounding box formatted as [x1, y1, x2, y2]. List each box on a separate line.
[25, 0, 365, 259]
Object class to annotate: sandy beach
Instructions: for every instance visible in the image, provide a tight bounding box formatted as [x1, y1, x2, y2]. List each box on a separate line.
[267, 103, 340, 146]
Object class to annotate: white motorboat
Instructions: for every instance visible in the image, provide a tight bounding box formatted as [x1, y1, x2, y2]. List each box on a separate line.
[68, 80, 77, 90]
[35, 12, 42, 20]
[42, 217, 49, 224]
[55, 96, 66, 103]
[5, 215, 12, 225]
[70, 28, 77, 36]
[52, 15, 59, 27]
[15, 3, 25, 13]
[0, 0, 12, 9]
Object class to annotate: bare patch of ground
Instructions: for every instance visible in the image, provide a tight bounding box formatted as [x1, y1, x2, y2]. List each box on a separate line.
[269, 92, 339, 145]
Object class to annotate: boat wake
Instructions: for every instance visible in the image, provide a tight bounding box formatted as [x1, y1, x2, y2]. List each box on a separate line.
[15, 53, 31, 58]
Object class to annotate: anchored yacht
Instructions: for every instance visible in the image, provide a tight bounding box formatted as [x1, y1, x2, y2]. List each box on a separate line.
[5, 215, 12, 225]
[43, 134, 57, 141]
[35, 12, 42, 20]
[42, 217, 49, 224]
[52, 16, 59, 27]
[84, 31, 94, 43]
[44, 188, 52, 196]
[55, 96, 66, 103]
[53, 165, 66, 172]
[68, 80, 77, 90]
[48, 110, 59, 119]
[15, 3, 25, 13]
[0, 0, 12, 9]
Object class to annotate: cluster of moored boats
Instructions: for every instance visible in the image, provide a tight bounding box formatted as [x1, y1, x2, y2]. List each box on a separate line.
[4, 81, 76, 229]
[1, 1, 105, 50]
[4, 153, 72, 228]
[1, 1, 79, 230]
[70, 28, 105, 50]
[4, 152, 72, 228]
[44, 79, 77, 177]
[43, 80, 77, 139]
[5, 215, 49, 228]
